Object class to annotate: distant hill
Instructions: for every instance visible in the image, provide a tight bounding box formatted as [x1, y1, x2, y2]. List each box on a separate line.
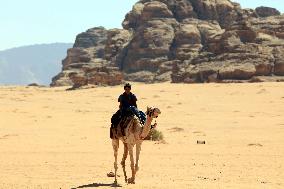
[0, 43, 73, 85]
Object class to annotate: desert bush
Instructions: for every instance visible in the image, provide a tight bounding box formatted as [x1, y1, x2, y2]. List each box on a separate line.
[145, 129, 164, 141]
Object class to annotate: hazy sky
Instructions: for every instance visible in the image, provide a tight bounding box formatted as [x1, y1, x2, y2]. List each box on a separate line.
[0, 0, 283, 51]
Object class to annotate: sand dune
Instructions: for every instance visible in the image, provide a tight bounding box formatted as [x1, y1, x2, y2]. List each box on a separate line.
[0, 82, 283, 189]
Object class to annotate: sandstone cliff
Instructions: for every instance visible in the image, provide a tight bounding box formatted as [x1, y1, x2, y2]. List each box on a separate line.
[51, 0, 284, 86]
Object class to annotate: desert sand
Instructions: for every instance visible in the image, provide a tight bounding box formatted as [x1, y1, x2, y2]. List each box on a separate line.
[0, 82, 283, 189]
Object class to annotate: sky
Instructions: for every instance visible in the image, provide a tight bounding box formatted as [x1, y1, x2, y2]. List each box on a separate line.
[0, 0, 283, 51]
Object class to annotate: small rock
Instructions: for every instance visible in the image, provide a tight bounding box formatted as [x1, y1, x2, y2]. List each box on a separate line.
[197, 140, 206, 144]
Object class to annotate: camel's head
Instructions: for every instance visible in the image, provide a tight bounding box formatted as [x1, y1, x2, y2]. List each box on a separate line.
[146, 106, 161, 118]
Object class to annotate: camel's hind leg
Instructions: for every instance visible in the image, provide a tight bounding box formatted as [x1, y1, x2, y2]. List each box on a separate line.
[121, 143, 128, 183]
[112, 139, 119, 184]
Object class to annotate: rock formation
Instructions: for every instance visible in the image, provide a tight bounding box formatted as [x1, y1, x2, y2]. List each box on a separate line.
[51, 0, 284, 86]
[50, 27, 129, 86]
[255, 6, 281, 17]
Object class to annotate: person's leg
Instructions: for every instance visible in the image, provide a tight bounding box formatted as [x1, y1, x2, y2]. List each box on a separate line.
[139, 111, 146, 125]
[129, 106, 140, 119]
[129, 106, 146, 125]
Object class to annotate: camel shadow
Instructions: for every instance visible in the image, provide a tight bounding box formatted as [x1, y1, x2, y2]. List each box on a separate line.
[71, 182, 122, 188]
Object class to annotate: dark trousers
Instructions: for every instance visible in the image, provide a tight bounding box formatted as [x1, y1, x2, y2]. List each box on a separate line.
[128, 106, 146, 125]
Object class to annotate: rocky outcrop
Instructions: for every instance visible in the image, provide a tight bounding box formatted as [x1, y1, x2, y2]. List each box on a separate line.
[255, 6, 281, 17]
[51, 0, 284, 86]
[51, 27, 130, 86]
[273, 46, 284, 76]
[171, 10, 284, 83]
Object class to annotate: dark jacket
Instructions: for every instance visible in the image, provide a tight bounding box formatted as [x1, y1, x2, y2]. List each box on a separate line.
[118, 92, 137, 110]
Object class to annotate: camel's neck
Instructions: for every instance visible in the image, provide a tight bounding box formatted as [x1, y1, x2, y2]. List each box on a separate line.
[140, 116, 153, 139]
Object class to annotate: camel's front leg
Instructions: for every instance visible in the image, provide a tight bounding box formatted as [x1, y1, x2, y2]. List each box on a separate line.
[121, 143, 128, 183]
[112, 139, 119, 184]
[135, 142, 142, 172]
[127, 144, 136, 184]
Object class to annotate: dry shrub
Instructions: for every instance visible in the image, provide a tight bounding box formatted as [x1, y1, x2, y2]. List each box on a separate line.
[144, 129, 164, 141]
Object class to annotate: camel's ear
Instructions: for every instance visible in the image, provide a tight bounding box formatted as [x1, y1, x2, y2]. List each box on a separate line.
[154, 108, 161, 114]
[146, 106, 150, 115]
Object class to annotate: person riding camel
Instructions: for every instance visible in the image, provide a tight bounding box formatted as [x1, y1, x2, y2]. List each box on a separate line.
[110, 83, 146, 137]
[118, 83, 138, 115]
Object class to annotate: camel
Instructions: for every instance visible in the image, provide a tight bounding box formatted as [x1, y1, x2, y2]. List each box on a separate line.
[110, 106, 161, 184]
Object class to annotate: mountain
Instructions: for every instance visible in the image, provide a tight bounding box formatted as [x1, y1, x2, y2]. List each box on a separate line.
[51, 0, 284, 87]
[0, 43, 73, 85]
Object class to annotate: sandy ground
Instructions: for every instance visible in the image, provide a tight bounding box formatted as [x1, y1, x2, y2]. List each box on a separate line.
[0, 82, 283, 189]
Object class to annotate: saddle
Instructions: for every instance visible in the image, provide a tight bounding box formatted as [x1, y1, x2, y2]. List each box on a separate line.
[110, 115, 134, 139]
[110, 107, 146, 139]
